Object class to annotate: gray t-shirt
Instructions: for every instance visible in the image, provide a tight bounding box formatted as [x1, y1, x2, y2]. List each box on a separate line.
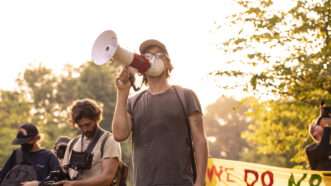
[128, 86, 202, 186]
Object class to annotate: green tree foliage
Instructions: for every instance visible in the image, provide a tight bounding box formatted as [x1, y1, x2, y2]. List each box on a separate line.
[0, 62, 134, 183]
[17, 65, 74, 148]
[204, 96, 249, 160]
[0, 91, 31, 165]
[218, 0, 331, 102]
[0, 62, 135, 184]
[215, 0, 331, 167]
[241, 98, 318, 168]
[15, 62, 118, 149]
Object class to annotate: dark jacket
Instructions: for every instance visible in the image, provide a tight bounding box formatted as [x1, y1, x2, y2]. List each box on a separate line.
[0, 149, 60, 183]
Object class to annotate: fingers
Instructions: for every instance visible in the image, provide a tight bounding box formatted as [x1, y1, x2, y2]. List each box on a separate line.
[55, 181, 65, 185]
[116, 78, 127, 87]
[115, 67, 134, 91]
[118, 67, 130, 84]
[127, 66, 138, 74]
[21, 181, 39, 186]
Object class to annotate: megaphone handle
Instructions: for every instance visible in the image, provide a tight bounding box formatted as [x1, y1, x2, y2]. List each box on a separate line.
[129, 75, 139, 91]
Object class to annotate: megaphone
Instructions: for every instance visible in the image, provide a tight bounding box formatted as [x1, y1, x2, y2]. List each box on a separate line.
[91, 30, 152, 74]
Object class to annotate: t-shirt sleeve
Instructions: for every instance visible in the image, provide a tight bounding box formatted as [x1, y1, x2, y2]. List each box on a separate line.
[184, 89, 202, 116]
[48, 152, 61, 171]
[102, 134, 122, 160]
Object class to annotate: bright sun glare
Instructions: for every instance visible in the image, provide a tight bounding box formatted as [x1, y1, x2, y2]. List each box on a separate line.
[0, 0, 240, 109]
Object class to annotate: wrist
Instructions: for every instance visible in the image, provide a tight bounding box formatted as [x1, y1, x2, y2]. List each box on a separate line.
[68, 180, 79, 186]
[117, 88, 130, 96]
[194, 178, 205, 186]
[117, 89, 129, 98]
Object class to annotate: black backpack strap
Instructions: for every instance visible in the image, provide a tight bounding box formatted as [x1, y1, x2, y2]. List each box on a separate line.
[68, 128, 104, 154]
[85, 128, 104, 154]
[68, 137, 80, 153]
[65, 136, 79, 171]
[131, 90, 147, 112]
[15, 149, 23, 164]
[172, 85, 197, 182]
[66, 128, 104, 176]
[100, 133, 110, 158]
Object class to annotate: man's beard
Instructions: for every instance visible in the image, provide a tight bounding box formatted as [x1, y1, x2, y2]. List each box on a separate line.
[83, 126, 97, 138]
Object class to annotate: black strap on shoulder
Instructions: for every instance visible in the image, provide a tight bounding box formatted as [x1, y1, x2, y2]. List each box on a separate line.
[131, 90, 147, 112]
[85, 128, 104, 154]
[68, 128, 104, 154]
[172, 85, 197, 182]
[66, 128, 105, 178]
[100, 133, 110, 158]
[15, 149, 34, 165]
[68, 137, 80, 153]
[15, 149, 23, 164]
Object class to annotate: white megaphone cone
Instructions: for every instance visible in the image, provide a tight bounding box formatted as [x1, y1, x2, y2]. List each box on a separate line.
[91, 30, 151, 74]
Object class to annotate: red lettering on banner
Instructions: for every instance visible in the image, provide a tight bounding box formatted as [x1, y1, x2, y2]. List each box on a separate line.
[207, 165, 235, 182]
[261, 171, 274, 186]
[207, 165, 223, 181]
[244, 169, 259, 186]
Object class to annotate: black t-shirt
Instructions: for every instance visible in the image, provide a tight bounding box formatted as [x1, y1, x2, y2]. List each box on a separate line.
[306, 127, 331, 170]
[0, 149, 61, 183]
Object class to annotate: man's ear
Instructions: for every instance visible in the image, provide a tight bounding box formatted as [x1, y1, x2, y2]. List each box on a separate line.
[164, 58, 173, 72]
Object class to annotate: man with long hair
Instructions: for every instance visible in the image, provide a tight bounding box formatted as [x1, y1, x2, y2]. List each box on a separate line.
[58, 98, 121, 186]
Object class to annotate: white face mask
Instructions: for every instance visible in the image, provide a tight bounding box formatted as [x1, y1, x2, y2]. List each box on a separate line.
[144, 54, 165, 77]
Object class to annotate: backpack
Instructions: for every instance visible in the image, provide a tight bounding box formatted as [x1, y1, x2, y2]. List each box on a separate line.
[111, 161, 128, 186]
[131, 85, 197, 182]
[100, 134, 128, 186]
[0, 149, 38, 186]
[68, 131, 128, 186]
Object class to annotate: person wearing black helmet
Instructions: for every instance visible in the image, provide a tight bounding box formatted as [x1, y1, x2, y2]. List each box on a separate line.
[0, 123, 60, 185]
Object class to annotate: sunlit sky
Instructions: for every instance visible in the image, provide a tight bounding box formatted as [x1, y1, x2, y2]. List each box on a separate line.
[0, 0, 240, 109]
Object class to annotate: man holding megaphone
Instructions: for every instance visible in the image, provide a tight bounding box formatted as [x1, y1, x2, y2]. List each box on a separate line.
[110, 38, 208, 186]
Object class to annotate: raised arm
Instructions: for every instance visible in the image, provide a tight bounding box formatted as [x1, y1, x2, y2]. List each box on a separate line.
[112, 67, 133, 141]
